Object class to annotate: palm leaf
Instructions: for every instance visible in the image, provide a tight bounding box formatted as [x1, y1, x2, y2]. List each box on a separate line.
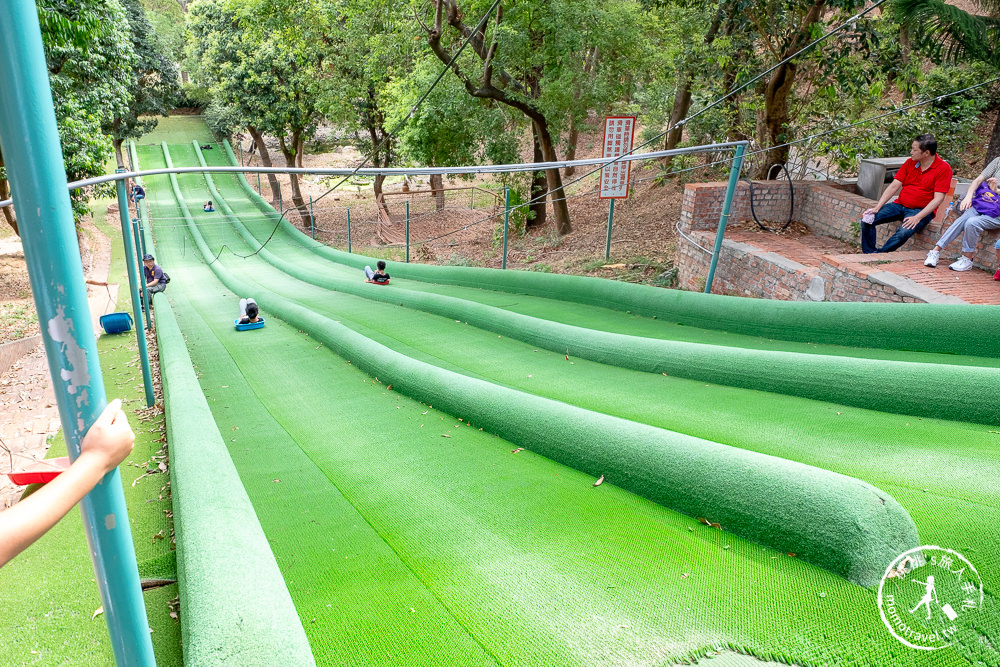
[894, 0, 1000, 66]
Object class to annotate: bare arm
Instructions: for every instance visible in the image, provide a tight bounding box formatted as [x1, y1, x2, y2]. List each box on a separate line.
[865, 179, 903, 215]
[960, 175, 985, 211]
[902, 192, 946, 229]
[0, 400, 134, 567]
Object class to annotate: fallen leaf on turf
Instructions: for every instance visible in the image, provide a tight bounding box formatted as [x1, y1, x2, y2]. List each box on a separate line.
[442, 434, 451, 438]
[697, 517, 711, 526]
[512, 448, 524, 454]
[169, 611, 178, 619]
[680, 573, 690, 579]
[93, 607, 103, 620]
[152, 530, 164, 543]
[422, 411, 428, 415]
[273, 479, 281, 483]
[593, 475, 605, 487]
[787, 553, 796, 557]
[723, 545, 730, 550]
[386, 384, 392, 391]
[710, 522, 722, 530]
[818, 592, 827, 598]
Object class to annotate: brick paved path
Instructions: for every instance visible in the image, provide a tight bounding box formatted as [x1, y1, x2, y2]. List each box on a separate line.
[726, 230, 1000, 305]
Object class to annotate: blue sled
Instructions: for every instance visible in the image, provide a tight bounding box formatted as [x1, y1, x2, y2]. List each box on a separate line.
[235, 317, 265, 331]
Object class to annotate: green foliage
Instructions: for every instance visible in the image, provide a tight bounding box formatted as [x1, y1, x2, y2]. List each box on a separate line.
[107, 0, 180, 156]
[41, 0, 134, 215]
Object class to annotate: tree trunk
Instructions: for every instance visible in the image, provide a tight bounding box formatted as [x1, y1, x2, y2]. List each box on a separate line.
[279, 131, 311, 227]
[529, 125, 547, 228]
[757, 61, 797, 178]
[564, 116, 579, 177]
[986, 108, 1000, 168]
[534, 119, 572, 235]
[113, 139, 126, 170]
[755, 0, 825, 179]
[664, 8, 723, 168]
[0, 148, 17, 236]
[248, 126, 281, 208]
[429, 173, 445, 211]
[663, 82, 693, 169]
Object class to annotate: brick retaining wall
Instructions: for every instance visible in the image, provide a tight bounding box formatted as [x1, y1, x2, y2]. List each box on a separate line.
[681, 180, 1000, 269]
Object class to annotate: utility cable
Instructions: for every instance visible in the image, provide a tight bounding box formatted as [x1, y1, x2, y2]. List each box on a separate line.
[204, 0, 503, 264]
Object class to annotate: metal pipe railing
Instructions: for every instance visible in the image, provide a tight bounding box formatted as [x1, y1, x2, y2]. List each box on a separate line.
[0, 142, 750, 209]
[0, 3, 155, 664]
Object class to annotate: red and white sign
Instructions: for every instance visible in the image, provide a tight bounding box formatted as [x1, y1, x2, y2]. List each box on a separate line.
[600, 116, 635, 199]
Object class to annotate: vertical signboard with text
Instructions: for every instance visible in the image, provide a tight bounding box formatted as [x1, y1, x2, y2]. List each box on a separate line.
[600, 116, 636, 199]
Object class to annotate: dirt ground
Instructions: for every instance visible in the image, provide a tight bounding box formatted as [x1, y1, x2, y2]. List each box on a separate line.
[238, 115, 689, 285]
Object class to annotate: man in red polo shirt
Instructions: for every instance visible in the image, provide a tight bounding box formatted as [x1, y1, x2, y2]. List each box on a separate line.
[861, 133, 953, 253]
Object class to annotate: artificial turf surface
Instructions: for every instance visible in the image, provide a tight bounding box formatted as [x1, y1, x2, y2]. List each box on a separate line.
[0, 199, 182, 665]
[128, 125, 999, 666]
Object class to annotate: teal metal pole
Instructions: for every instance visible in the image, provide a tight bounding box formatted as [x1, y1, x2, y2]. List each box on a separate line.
[257, 172, 261, 194]
[116, 174, 155, 408]
[278, 183, 282, 212]
[347, 208, 352, 253]
[705, 144, 747, 294]
[131, 218, 151, 331]
[238, 140, 243, 165]
[502, 188, 510, 270]
[605, 198, 615, 261]
[310, 195, 315, 239]
[0, 4, 155, 665]
[405, 200, 410, 263]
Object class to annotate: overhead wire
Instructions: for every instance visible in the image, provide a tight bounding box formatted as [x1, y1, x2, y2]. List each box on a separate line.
[201, 0, 503, 265]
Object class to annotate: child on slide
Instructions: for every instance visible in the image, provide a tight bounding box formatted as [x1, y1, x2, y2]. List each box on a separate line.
[0, 400, 135, 567]
[238, 297, 261, 324]
[364, 260, 390, 284]
[204, 200, 215, 212]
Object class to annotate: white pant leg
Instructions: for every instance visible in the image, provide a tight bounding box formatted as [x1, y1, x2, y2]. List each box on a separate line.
[962, 215, 1000, 253]
[239, 298, 248, 318]
[936, 207, 978, 250]
[364, 266, 375, 280]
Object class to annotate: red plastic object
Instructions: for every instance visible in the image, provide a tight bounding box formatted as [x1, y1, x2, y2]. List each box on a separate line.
[6, 457, 70, 485]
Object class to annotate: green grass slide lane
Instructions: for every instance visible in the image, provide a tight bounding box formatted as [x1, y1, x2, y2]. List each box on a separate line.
[221, 140, 1000, 362]
[207, 149, 1000, 428]
[135, 142, 315, 665]
[195, 146, 1000, 587]
[146, 142, 966, 666]
[169, 141, 923, 590]
[203, 145, 1000, 590]
[0, 202, 182, 665]
[213, 161, 1000, 659]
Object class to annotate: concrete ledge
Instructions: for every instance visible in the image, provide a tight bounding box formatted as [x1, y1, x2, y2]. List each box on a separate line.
[0, 335, 41, 378]
[867, 271, 969, 304]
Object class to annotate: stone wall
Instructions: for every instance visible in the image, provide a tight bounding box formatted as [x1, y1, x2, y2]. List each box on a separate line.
[677, 230, 966, 303]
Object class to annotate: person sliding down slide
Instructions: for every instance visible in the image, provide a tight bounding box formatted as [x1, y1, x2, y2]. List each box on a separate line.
[238, 298, 260, 324]
[364, 260, 390, 284]
[203, 200, 215, 212]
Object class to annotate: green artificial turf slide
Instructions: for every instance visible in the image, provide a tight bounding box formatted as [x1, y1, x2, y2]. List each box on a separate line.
[222, 140, 1000, 361]
[127, 127, 999, 666]
[172, 141, 920, 588]
[0, 202, 181, 665]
